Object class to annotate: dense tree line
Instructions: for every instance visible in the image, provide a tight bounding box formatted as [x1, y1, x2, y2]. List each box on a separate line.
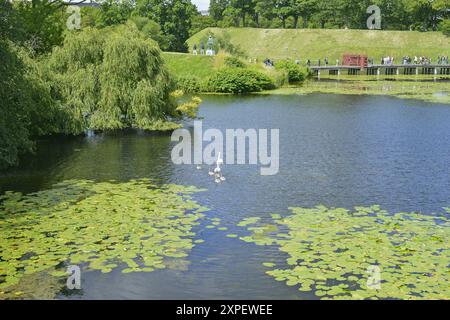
[78, 0, 201, 52]
[209, 0, 449, 31]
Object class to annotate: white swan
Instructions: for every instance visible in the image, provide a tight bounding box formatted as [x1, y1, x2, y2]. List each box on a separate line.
[216, 152, 224, 166]
[214, 152, 223, 173]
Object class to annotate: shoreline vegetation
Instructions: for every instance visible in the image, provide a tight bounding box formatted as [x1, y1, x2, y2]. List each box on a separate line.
[164, 27, 449, 102]
[259, 79, 450, 104]
[163, 52, 450, 103]
[166, 27, 449, 102]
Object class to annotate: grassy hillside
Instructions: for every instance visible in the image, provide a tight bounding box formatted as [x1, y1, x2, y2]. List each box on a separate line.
[162, 52, 215, 79]
[188, 28, 450, 62]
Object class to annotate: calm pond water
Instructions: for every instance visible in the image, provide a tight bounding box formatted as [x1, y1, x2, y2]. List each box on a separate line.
[1, 93, 450, 299]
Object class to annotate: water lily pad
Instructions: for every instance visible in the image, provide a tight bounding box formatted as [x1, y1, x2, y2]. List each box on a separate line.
[262, 262, 275, 268]
[236, 205, 450, 300]
[0, 179, 209, 296]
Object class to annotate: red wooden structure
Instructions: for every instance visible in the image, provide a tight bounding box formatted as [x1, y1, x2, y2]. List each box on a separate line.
[343, 54, 368, 68]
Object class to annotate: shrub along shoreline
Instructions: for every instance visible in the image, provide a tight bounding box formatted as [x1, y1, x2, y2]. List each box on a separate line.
[164, 52, 309, 94]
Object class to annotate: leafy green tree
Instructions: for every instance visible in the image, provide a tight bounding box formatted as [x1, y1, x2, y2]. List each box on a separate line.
[190, 14, 217, 36]
[205, 0, 450, 31]
[372, 0, 410, 30]
[129, 16, 170, 50]
[209, 0, 229, 21]
[96, 0, 134, 28]
[136, 0, 198, 52]
[0, 40, 33, 169]
[0, 0, 57, 169]
[254, 0, 276, 26]
[14, 0, 65, 55]
[221, 5, 242, 27]
[42, 24, 183, 133]
[81, 6, 100, 28]
[0, 0, 22, 41]
[440, 19, 450, 36]
[291, 0, 317, 28]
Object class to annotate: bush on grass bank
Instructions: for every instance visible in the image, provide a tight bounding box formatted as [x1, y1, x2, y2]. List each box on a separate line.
[440, 19, 450, 37]
[176, 76, 201, 93]
[207, 68, 275, 93]
[275, 59, 307, 83]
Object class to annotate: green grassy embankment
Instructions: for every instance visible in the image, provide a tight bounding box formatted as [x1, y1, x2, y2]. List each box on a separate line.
[162, 52, 215, 79]
[187, 27, 450, 62]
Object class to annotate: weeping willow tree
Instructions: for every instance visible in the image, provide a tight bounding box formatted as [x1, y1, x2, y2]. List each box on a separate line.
[43, 23, 196, 133]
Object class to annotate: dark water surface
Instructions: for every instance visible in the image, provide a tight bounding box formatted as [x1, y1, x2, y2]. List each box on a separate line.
[1, 93, 449, 299]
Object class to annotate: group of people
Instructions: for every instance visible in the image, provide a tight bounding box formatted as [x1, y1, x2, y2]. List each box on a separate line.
[192, 43, 215, 56]
[192, 36, 216, 56]
[264, 57, 338, 68]
[380, 56, 395, 65]
[306, 58, 340, 67]
[400, 55, 449, 65]
[192, 43, 204, 55]
[437, 56, 449, 64]
[219, 53, 449, 68]
[380, 55, 449, 66]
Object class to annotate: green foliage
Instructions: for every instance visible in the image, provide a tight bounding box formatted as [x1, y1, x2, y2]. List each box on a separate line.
[42, 24, 178, 134]
[0, 36, 58, 170]
[275, 59, 306, 83]
[175, 96, 202, 118]
[176, 76, 201, 93]
[80, 6, 100, 28]
[129, 16, 170, 50]
[207, 68, 275, 93]
[96, 0, 134, 28]
[237, 205, 450, 299]
[190, 14, 217, 36]
[136, 0, 198, 52]
[0, 40, 33, 170]
[13, 0, 65, 55]
[224, 56, 246, 68]
[0, 179, 209, 294]
[0, 0, 21, 41]
[205, 0, 450, 31]
[440, 19, 450, 37]
[197, 31, 245, 56]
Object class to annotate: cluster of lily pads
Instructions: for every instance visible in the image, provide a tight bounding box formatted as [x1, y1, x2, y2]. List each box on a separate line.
[237, 205, 450, 300]
[0, 179, 209, 297]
